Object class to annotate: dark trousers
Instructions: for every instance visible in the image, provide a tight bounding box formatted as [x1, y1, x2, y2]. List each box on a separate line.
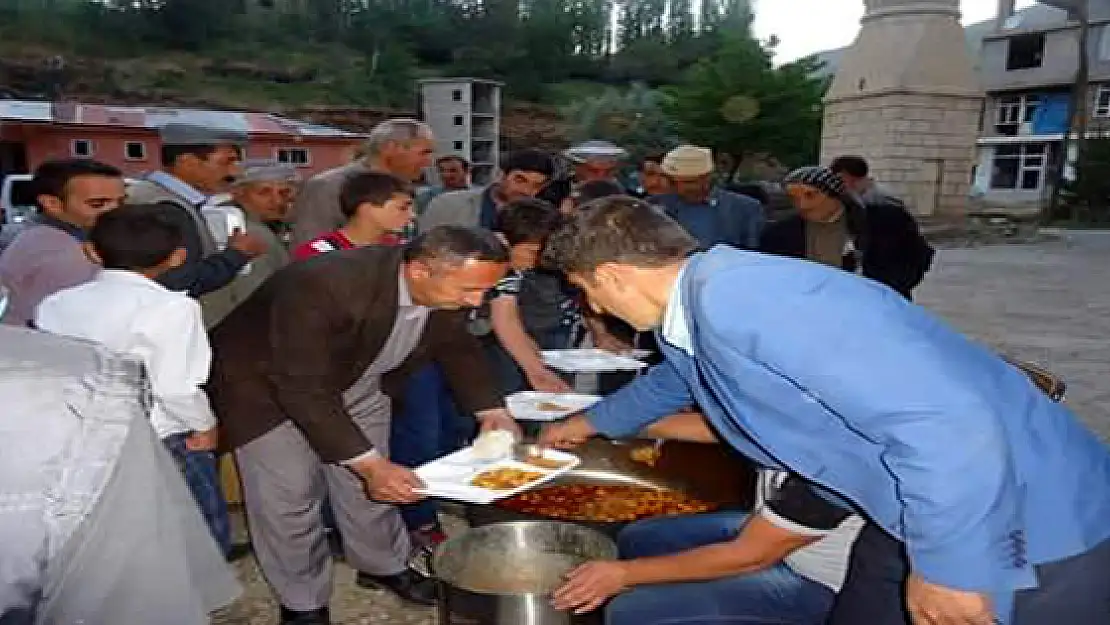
[163, 433, 231, 556]
[390, 363, 470, 530]
[831, 523, 1110, 625]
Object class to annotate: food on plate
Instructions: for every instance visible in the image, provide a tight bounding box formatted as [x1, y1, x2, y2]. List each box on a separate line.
[522, 453, 572, 470]
[536, 401, 570, 412]
[470, 467, 547, 491]
[498, 484, 715, 523]
[630, 444, 662, 467]
[470, 429, 517, 460]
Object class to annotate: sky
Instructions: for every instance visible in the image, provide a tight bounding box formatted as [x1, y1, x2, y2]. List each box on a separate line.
[752, 0, 1039, 64]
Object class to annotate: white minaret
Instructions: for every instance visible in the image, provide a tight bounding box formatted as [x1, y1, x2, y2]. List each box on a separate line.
[821, 0, 983, 222]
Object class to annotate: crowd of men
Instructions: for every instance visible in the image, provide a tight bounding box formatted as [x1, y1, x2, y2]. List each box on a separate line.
[2, 116, 1108, 625]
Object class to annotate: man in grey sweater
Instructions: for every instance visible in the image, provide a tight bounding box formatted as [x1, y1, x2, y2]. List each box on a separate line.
[291, 119, 435, 246]
[0, 159, 125, 327]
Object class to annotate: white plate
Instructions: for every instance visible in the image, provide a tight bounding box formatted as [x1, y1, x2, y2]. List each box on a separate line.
[507, 392, 602, 421]
[541, 349, 648, 373]
[413, 447, 580, 504]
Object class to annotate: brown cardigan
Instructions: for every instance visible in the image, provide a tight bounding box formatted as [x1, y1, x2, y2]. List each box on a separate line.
[207, 245, 502, 462]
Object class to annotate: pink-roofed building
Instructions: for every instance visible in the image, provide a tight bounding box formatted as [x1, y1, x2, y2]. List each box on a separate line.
[0, 100, 365, 179]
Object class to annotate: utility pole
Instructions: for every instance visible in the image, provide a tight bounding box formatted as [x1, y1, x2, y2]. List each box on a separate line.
[1049, 1, 1090, 224]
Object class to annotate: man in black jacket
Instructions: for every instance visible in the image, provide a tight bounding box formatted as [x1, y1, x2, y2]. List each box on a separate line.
[761, 166, 934, 300]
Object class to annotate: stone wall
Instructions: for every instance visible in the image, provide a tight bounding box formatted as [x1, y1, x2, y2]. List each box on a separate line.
[822, 91, 980, 221]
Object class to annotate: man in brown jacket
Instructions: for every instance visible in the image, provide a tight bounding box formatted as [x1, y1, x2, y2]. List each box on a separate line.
[290, 119, 435, 247]
[208, 226, 516, 625]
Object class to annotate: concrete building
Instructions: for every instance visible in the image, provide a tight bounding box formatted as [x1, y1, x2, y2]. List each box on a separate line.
[418, 78, 502, 186]
[972, 0, 1101, 214]
[818, 1, 1108, 214]
[821, 0, 983, 223]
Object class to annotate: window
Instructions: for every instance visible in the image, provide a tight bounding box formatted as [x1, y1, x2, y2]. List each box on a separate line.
[1095, 86, 1110, 119]
[453, 115, 464, 126]
[124, 141, 146, 161]
[451, 89, 462, 102]
[70, 139, 93, 157]
[995, 94, 1040, 135]
[990, 143, 1048, 190]
[453, 140, 464, 151]
[276, 147, 310, 166]
[1005, 33, 1045, 71]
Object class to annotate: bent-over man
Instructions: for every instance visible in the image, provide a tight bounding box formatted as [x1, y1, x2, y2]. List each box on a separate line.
[208, 227, 519, 625]
[539, 197, 1110, 625]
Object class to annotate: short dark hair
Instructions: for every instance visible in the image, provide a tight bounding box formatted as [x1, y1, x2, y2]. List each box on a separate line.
[573, 180, 626, 205]
[641, 153, 665, 168]
[829, 155, 869, 178]
[495, 198, 563, 246]
[436, 155, 471, 171]
[502, 149, 556, 179]
[89, 203, 185, 270]
[32, 159, 122, 206]
[404, 225, 510, 266]
[543, 196, 696, 275]
[339, 172, 412, 218]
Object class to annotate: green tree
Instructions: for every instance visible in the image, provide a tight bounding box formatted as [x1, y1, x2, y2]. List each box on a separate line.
[562, 82, 679, 160]
[664, 22, 825, 176]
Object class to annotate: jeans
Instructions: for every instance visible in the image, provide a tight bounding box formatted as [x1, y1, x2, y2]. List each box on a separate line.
[389, 363, 470, 530]
[163, 433, 232, 556]
[607, 511, 834, 625]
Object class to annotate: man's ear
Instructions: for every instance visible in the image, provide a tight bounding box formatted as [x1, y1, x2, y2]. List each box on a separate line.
[37, 194, 63, 218]
[166, 247, 188, 270]
[81, 242, 103, 266]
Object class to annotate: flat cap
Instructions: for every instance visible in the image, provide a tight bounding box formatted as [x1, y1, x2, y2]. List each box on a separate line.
[661, 145, 713, 178]
[564, 140, 628, 163]
[783, 166, 847, 198]
[158, 123, 248, 147]
[233, 159, 300, 186]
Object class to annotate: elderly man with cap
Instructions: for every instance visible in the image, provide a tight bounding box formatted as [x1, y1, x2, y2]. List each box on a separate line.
[127, 123, 270, 314]
[199, 159, 298, 327]
[761, 165, 934, 301]
[650, 145, 764, 250]
[564, 140, 629, 187]
[291, 119, 435, 247]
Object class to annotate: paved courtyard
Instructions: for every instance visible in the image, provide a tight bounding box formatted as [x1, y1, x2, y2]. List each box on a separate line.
[215, 232, 1110, 623]
[917, 231, 1110, 442]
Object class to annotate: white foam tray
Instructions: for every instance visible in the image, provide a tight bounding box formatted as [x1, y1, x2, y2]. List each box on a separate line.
[541, 348, 648, 373]
[414, 447, 580, 504]
[506, 391, 602, 421]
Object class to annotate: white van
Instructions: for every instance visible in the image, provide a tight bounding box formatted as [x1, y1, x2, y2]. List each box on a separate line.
[0, 174, 35, 251]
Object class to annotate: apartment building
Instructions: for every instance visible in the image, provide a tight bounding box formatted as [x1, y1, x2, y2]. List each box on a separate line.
[817, 1, 1110, 213]
[970, 0, 1108, 212]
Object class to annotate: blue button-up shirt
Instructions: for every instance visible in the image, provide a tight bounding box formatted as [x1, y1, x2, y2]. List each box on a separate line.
[651, 188, 765, 250]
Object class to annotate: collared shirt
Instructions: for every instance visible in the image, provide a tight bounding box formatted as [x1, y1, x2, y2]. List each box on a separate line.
[145, 170, 208, 207]
[478, 185, 500, 230]
[35, 269, 216, 439]
[660, 260, 693, 355]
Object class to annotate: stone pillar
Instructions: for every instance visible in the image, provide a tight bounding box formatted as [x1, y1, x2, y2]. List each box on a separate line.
[821, 0, 984, 223]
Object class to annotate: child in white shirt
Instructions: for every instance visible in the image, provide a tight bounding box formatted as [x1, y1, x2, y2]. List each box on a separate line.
[35, 203, 230, 555]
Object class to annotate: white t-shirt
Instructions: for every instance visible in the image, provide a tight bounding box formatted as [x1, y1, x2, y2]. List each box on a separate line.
[756, 470, 866, 591]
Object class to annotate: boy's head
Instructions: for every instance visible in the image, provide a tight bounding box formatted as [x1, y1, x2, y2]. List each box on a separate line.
[33, 159, 126, 229]
[340, 172, 414, 234]
[85, 204, 187, 275]
[494, 198, 563, 270]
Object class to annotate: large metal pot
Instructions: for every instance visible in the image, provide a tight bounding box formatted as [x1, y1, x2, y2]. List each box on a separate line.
[467, 438, 756, 536]
[433, 521, 616, 625]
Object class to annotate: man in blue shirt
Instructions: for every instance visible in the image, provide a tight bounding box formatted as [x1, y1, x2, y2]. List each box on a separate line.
[538, 196, 1110, 625]
[650, 145, 764, 250]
